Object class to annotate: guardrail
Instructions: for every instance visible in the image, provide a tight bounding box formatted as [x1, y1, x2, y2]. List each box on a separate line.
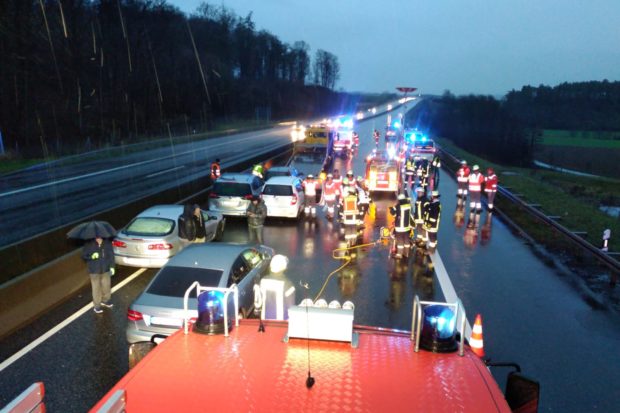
[439, 147, 620, 283]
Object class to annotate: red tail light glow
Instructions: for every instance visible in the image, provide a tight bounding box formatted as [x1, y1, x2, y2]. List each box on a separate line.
[244, 194, 254, 200]
[291, 194, 298, 205]
[148, 243, 173, 250]
[112, 240, 127, 248]
[209, 193, 219, 198]
[127, 309, 143, 321]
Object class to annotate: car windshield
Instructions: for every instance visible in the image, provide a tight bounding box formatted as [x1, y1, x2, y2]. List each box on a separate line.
[214, 182, 252, 197]
[263, 184, 293, 196]
[414, 140, 434, 149]
[146, 266, 224, 297]
[124, 217, 174, 236]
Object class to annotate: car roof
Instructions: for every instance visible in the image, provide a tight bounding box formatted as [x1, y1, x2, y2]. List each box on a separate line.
[264, 176, 300, 185]
[217, 173, 257, 184]
[166, 243, 252, 270]
[267, 166, 293, 172]
[135, 205, 184, 220]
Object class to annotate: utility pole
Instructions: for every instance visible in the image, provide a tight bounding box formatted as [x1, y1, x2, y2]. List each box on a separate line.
[396, 87, 417, 127]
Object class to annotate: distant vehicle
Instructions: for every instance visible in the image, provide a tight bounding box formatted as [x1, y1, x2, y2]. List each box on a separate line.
[208, 173, 264, 216]
[264, 166, 300, 181]
[405, 131, 436, 161]
[365, 151, 400, 195]
[125, 243, 274, 343]
[262, 176, 305, 219]
[290, 124, 306, 142]
[113, 205, 225, 268]
[332, 129, 353, 157]
[295, 124, 332, 152]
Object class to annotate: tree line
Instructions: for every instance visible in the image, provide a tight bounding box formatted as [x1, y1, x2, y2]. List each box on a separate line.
[406, 80, 620, 166]
[0, 0, 343, 157]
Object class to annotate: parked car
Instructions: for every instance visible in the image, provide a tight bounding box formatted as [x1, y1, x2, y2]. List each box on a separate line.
[113, 205, 225, 268]
[262, 176, 305, 219]
[264, 165, 300, 181]
[208, 173, 263, 216]
[126, 243, 274, 343]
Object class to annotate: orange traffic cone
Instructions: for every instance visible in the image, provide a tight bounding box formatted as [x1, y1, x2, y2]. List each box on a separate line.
[470, 314, 485, 358]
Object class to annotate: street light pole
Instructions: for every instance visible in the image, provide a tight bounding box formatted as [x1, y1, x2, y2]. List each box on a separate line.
[396, 87, 417, 128]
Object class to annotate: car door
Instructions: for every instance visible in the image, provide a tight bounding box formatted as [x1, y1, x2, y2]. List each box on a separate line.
[201, 210, 217, 241]
[294, 179, 305, 212]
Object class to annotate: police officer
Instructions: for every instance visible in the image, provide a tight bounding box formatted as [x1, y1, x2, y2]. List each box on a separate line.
[423, 191, 441, 252]
[389, 194, 413, 258]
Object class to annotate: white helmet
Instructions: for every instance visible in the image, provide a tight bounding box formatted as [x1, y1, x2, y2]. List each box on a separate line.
[397, 193, 406, 200]
[270, 254, 289, 273]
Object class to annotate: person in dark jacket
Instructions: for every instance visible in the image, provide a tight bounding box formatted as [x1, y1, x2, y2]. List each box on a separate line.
[192, 204, 207, 243]
[82, 237, 115, 313]
[246, 195, 267, 244]
[178, 204, 196, 243]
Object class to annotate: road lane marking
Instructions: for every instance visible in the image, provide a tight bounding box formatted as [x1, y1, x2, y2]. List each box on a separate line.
[0, 130, 288, 198]
[430, 250, 472, 339]
[0, 268, 147, 373]
[146, 166, 185, 178]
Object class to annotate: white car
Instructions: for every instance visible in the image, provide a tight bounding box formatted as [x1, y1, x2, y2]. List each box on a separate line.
[208, 174, 264, 216]
[261, 176, 305, 219]
[113, 205, 225, 268]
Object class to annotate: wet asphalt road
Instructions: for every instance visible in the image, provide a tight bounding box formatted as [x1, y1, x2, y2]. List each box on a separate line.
[1, 110, 620, 411]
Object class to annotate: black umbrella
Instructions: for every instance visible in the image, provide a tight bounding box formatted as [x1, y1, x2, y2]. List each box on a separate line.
[67, 221, 117, 240]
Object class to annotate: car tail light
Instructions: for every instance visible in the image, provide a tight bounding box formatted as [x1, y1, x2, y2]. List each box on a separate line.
[291, 194, 298, 205]
[127, 309, 143, 321]
[148, 243, 173, 250]
[244, 194, 254, 200]
[209, 192, 219, 198]
[112, 240, 126, 248]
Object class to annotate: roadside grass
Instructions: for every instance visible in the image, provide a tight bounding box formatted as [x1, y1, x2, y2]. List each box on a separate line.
[540, 129, 620, 148]
[0, 157, 49, 174]
[436, 138, 620, 252]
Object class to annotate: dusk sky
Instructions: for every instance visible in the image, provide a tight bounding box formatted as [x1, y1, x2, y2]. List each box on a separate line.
[170, 0, 620, 96]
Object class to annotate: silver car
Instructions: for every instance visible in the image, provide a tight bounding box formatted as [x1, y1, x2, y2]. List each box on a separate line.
[126, 243, 273, 343]
[208, 173, 264, 216]
[113, 205, 225, 268]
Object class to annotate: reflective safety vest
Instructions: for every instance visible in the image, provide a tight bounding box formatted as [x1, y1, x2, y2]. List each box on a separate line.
[405, 159, 416, 175]
[457, 166, 470, 183]
[303, 179, 318, 197]
[323, 181, 338, 201]
[392, 202, 412, 232]
[211, 162, 221, 179]
[342, 194, 358, 225]
[484, 174, 498, 192]
[423, 200, 441, 232]
[468, 172, 484, 192]
[414, 196, 429, 224]
[358, 188, 370, 204]
[432, 156, 441, 169]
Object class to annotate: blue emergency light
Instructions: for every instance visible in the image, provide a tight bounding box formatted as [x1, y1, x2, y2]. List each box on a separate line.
[195, 290, 230, 335]
[419, 305, 458, 353]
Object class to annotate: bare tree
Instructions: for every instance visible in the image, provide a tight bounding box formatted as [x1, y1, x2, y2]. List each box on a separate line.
[313, 49, 339, 90]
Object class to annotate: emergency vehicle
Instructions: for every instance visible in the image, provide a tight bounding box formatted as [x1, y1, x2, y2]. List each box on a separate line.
[405, 130, 436, 161]
[365, 151, 400, 195]
[295, 123, 332, 152]
[332, 129, 353, 157]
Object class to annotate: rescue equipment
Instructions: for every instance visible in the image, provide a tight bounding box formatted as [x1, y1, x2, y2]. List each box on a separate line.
[470, 314, 485, 358]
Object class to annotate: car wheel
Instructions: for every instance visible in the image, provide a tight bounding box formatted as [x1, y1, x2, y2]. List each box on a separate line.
[214, 222, 224, 241]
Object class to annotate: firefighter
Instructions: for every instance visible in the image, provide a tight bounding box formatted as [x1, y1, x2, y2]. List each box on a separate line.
[341, 187, 361, 245]
[356, 176, 371, 217]
[456, 160, 470, 205]
[430, 155, 441, 191]
[423, 191, 441, 252]
[484, 167, 498, 211]
[404, 154, 416, 192]
[468, 164, 484, 214]
[389, 194, 413, 258]
[373, 129, 380, 147]
[413, 186, 429, 247]
[252, 163, 265, 185]
[321, 173, 339, 220]
[210, 158, 221, 181]
[302, 174, 319, 217]
[332, 169, 343, 195]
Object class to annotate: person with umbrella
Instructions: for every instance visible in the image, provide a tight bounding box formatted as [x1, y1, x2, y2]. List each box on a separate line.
[69, 221, 117, 314]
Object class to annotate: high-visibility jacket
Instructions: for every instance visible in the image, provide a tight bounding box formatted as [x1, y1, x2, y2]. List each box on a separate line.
[323, 181, 339, 201]
[431, 156, 441, 169]
[413, 195, 429, 224]
[468, 172, 484, 192]
[342, 194, 358, 225]
[405, 159, 416, 175]
[358, 188, 370, 205]
[390, 202, 412, 232]
[423, 200, 441, 232]
[416, 159, 429, 177]
[333, 177, 342, 193]
[303, 179, 318, 197]
[210, 162, 221, 180]
[484, 173, 498, 192]
[456, 166, 470, 183]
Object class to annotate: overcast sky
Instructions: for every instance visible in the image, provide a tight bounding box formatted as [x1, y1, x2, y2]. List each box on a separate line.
[169, 0, 620, 96]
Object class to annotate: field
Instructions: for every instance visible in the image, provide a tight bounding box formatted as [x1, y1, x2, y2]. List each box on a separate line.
[539, 129, 620, 148]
